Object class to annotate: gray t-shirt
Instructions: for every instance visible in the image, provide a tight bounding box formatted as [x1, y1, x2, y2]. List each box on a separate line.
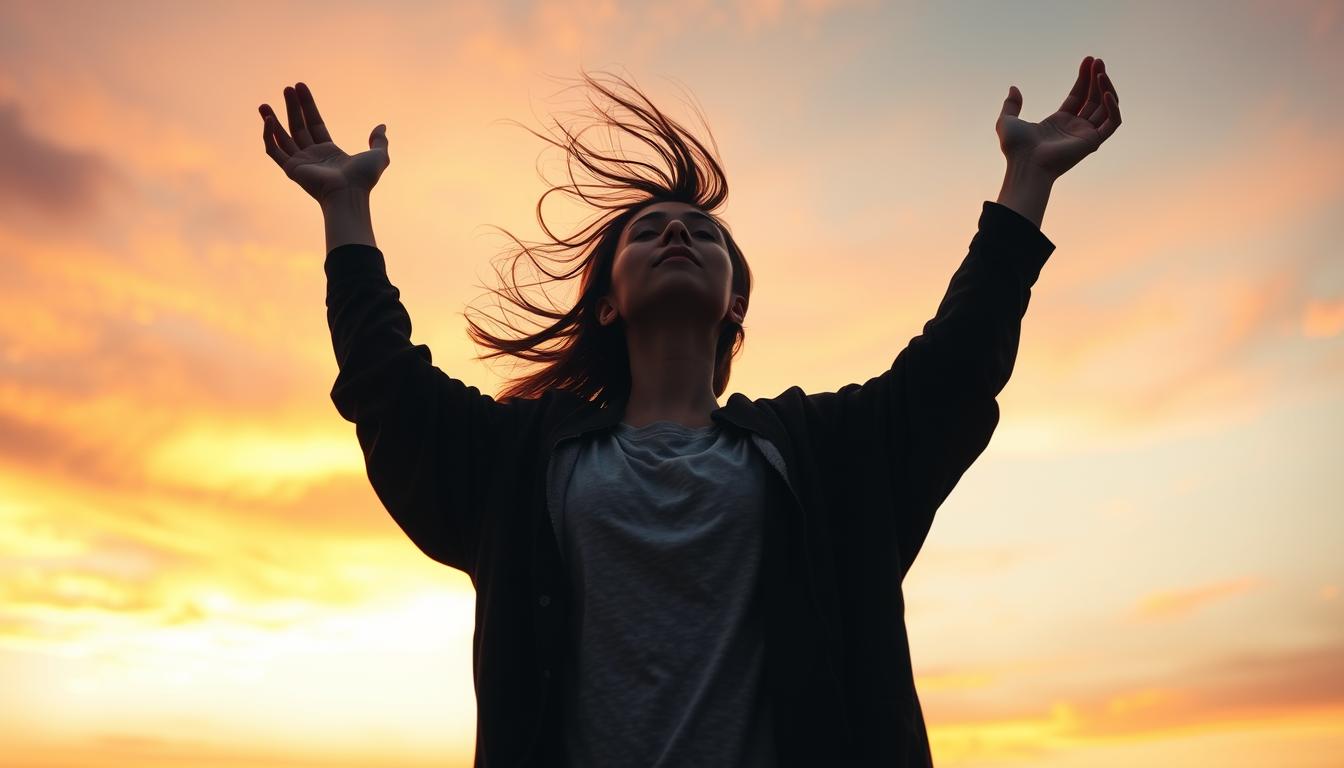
[546, 418, 778, 767]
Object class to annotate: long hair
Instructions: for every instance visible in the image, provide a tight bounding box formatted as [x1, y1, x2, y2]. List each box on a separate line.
[465, 68, 752, 408]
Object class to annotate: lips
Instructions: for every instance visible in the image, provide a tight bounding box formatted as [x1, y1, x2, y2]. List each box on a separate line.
[656, 246, 699, 266]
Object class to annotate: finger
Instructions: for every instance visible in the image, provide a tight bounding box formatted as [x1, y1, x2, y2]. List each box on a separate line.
[1096, 91, 1122, 142]
[262, 125, 290, 168]
[370, 123, 389, 153]
[1087, 70, 1119, 127]
[1000, 85, 1022, 120]
[296, 82, 333, 144]
[263, 110, 298, 155]
[1058, 55, 1092, 115]
[1085, 104, 1105, 127]
[259, 104, 298, 157]
[284, 85, 312, 148]
[1084, 93, 1106, 126]
[263, 115, 295, 165]
[1080, 57, 1103, 120]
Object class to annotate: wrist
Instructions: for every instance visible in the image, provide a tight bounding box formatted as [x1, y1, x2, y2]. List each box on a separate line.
[1005, 158, 1053, 189]
[321, 189, 377, 252]
[997, 159, 1056, 229]
[319, 186, 371, 213]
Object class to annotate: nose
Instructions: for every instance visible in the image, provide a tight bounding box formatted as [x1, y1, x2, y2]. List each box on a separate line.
[659, 218, 693, 245]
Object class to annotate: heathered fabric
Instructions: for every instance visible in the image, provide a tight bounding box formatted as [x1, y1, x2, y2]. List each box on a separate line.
[546, 419, 777, 767]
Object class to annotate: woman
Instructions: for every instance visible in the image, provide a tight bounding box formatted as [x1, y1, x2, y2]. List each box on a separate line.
[258, 60, 1120, 767]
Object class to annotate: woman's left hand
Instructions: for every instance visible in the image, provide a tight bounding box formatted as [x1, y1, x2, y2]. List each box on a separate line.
[996, 55, 1121, 179]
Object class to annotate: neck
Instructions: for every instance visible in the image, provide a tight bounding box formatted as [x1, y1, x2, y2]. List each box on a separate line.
[620, 320, 720, 429]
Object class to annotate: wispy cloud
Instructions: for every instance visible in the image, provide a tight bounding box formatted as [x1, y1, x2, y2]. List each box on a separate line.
[1132, 576, 1265, 621]
[1301, 298, 1344, 338]
[0, 100, 120, 224]
[926, 641, 1344, 762]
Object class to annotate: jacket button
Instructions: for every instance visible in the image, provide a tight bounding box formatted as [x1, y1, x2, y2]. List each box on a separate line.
[538, 593, 551, 607]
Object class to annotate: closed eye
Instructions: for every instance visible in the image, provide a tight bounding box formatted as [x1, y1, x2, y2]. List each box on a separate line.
[634, 230, 717, 240]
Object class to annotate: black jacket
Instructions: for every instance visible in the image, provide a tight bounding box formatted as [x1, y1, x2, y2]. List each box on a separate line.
[325, 200, 1055, 766]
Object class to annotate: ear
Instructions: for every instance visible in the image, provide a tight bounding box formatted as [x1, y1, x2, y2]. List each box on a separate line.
[727, 294, 747, 325]
[597, 295, 620, 326]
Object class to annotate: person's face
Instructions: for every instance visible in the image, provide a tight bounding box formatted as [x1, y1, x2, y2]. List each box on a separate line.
[598, 201, 746, 332]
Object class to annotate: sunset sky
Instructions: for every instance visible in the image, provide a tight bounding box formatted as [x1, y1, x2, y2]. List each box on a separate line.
[1, 0, 1342, 766]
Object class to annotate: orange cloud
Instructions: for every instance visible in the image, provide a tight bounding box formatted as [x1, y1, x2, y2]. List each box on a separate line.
[143, 421, 362, 501]
[1301, 297, 1344, 338]
[925, 641, 1344, 762]
[1132, 576, 1265, 621]
[918, 666, 1002, 693]
[1076, 642, 1344, 738]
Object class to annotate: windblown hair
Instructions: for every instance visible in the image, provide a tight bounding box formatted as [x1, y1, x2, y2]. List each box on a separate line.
[465, 68, 752, 408]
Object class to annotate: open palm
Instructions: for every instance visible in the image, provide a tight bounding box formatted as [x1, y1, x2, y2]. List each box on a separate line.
[258, 82, 389, 205]
[997, 55, 1121, 178]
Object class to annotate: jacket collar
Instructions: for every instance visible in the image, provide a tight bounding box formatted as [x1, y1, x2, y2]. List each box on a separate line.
[544, 388, 789, 456]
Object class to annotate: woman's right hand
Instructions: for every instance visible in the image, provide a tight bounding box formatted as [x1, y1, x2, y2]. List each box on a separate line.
[258, 82, 390, 205]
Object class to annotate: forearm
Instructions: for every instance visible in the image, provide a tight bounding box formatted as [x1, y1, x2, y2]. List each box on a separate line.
[321, 189, 377, 252]
[996, 160, 1055, 230]
[912, 201, 1057, 397]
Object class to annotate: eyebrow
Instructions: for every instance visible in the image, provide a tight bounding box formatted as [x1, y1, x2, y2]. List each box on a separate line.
[628, 209, 719, 231]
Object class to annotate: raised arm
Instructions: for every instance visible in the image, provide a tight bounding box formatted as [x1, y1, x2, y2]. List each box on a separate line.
[800, 56, 1121, 577]
[801, 201, 1055, 578]
[324, 239, 522, 577]
[259, 81, 521, 577]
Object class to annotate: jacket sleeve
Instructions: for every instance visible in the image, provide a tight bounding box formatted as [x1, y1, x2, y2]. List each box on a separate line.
[326, 243, 523, 579]
[803, 201, 1055, 575]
